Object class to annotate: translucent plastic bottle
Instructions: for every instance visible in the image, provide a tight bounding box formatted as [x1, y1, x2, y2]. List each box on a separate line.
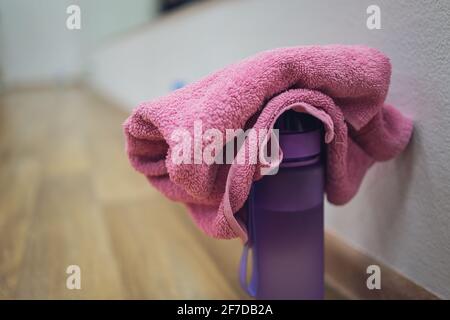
[240, 110, 324, 300]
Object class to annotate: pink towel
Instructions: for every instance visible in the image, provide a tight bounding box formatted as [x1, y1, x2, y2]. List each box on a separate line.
[124, 45, 413, 242]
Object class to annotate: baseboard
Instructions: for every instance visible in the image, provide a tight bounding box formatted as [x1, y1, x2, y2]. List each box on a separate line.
[325, 231, 439, 300]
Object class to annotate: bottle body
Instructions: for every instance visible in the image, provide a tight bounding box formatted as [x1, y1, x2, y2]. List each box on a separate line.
[243, 111, 325, 300]
[248, 160, 324, 299]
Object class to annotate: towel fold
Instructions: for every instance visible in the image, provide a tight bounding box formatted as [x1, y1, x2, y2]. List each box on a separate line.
[124, 45, 413, 242]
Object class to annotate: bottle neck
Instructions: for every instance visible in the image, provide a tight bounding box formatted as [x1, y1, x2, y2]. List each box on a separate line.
[278, 129, 322, 167]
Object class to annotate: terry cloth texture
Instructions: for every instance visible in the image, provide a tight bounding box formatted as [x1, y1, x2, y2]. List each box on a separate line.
[124, 45, 413, 242]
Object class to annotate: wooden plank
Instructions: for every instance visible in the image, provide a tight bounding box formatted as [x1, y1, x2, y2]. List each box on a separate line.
[15, 174, 125, 299]
[0, 158, 40, 299]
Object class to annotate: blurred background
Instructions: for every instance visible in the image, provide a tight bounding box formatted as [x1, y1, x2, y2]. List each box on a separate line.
[0, 0, 449, 299]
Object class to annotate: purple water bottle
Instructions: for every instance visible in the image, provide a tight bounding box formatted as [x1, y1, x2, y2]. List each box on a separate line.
[240, 110, 324, 300]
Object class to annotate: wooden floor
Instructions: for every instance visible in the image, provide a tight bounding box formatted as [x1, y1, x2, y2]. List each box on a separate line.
[0, 86, 344, 299]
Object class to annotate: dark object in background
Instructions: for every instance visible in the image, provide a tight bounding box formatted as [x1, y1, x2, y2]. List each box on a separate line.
[159, 0, 204, 13]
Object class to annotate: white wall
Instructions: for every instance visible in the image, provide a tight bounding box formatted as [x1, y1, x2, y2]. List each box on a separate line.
[79, 0, 158, 61]
[0, 0, 82, 85]
[88, 0, 450, 298]
[0, 0, 157, 87]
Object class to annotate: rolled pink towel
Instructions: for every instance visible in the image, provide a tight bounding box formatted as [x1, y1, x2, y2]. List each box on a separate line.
[124, 45, 413, 242]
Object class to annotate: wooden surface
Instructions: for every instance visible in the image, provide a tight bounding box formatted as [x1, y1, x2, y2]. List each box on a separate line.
[0, 86, 346, 299]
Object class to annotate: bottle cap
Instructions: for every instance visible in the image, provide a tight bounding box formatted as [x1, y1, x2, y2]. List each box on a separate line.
[274, 110, 322, 162]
